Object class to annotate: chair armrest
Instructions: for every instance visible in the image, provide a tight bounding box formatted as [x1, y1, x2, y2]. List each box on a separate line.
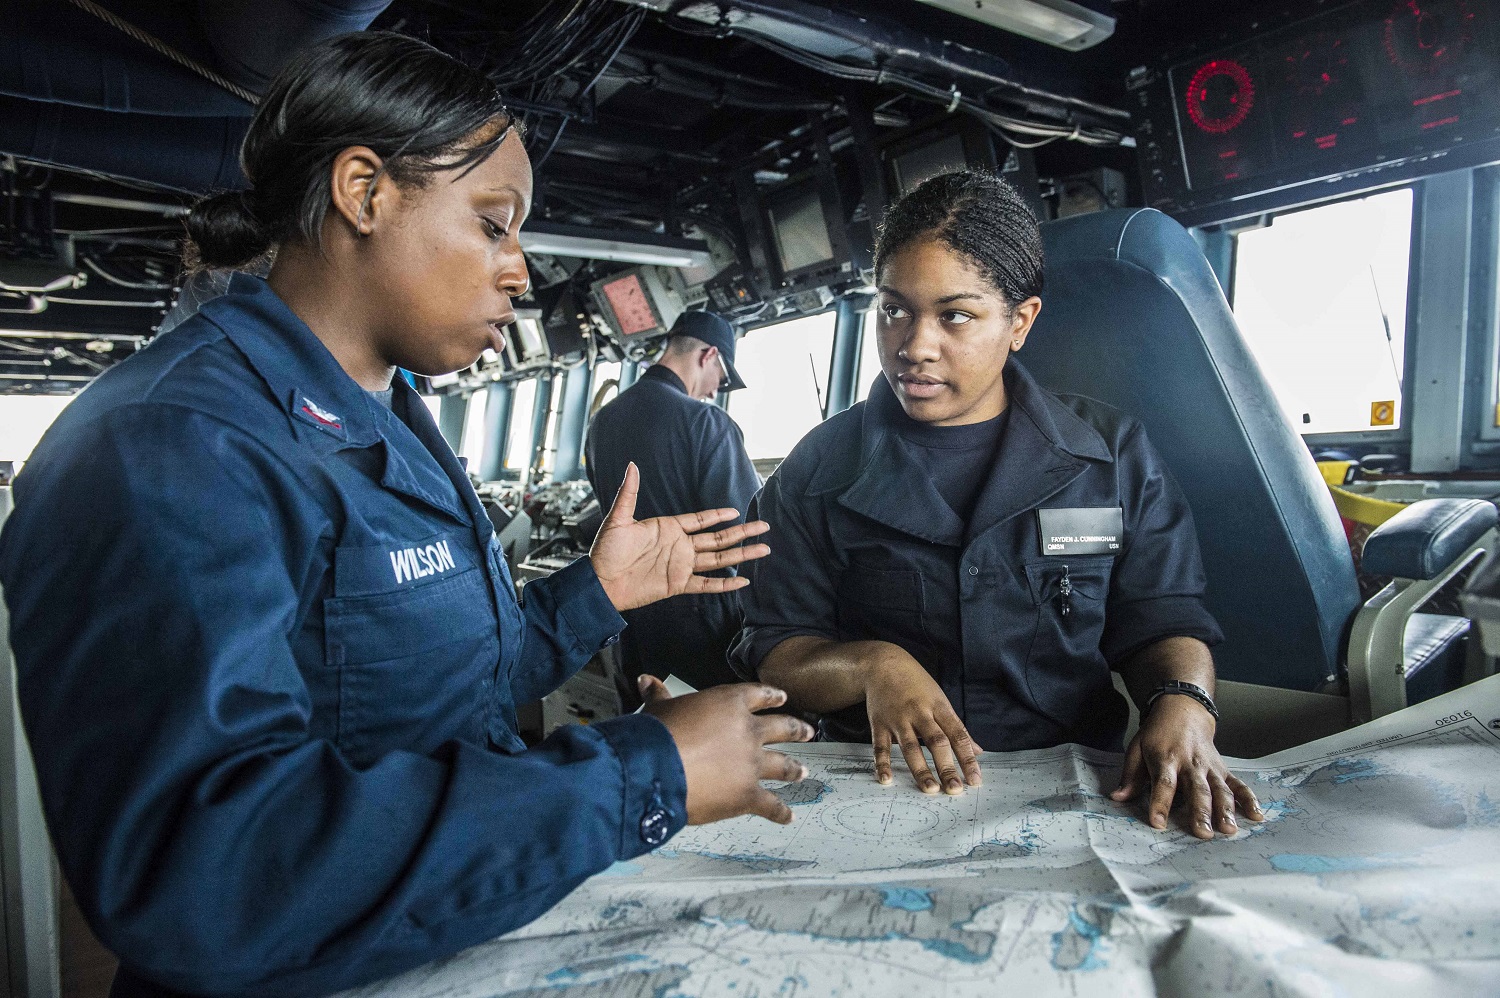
[1348, 504, 1497, 724]
[1361, 498, 1498, 580]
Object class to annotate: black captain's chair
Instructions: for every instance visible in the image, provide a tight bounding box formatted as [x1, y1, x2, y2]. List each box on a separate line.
[1023, 208, 1496, 749]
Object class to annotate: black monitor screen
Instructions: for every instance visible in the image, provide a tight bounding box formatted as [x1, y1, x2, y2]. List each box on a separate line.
[769, 186, 835, 277]
[892, 134, 968, 195]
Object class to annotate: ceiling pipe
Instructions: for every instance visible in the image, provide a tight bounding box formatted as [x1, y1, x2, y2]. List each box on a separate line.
[0, 0, 392, 190]
[196, 0, 394, 93]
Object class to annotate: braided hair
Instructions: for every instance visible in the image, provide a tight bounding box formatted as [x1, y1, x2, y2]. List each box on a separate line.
[873, 171, 1044, 308]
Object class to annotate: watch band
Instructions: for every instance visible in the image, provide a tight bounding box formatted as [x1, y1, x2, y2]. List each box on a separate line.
[1145, 680, 1219, 721]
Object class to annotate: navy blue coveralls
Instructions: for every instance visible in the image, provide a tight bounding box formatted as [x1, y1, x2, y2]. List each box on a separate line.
[0, 276, 687, 997]
[730, 361, 1222, 752]
[586, 364, 760, 700]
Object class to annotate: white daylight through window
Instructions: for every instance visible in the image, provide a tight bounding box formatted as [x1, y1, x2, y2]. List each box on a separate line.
[727, 311, 836, 460]
[1231, 188, 1414, 436]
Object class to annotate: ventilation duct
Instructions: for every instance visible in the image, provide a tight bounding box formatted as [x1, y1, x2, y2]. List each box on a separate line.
[1, 0, 393, 191]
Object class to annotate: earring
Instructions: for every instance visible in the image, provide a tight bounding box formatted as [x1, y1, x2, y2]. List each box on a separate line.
[1011, 341, 1021, 349]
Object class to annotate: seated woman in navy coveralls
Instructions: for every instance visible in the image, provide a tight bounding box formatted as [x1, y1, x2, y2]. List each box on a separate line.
[0, 34, 814, 998]
[732, 172, 1263, 840]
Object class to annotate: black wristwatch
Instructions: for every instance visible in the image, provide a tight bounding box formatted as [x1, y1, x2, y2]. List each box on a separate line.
[1145, 680, 1219, 721]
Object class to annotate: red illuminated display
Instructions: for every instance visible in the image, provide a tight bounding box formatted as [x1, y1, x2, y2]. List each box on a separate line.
[600, 273, 659, 336]
[1384, 0, 1474, 76]
[1160, 0, 1498, 205]
[1185, 59, 1257, 135]
[1283, 32, 1348, 96]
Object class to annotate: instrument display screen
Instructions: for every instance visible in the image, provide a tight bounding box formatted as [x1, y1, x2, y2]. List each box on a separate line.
[1159, 1, 1500, 200]
[599, 272, 660, 337]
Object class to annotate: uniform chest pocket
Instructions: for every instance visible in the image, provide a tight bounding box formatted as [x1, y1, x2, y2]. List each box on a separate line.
[324, 567, 500, 766]
[1020, 557, 1114, 723]
[836, 566, 930, 647]
[1023, 556, 1112, 611]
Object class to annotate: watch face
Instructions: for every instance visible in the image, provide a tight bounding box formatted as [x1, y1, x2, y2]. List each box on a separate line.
[601, 273, 659, 336]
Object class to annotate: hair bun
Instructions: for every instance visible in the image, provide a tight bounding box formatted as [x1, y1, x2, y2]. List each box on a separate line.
[184, 190, 271, 271]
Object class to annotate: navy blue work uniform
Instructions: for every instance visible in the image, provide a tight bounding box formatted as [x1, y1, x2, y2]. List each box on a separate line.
[586, 364, 760, 701]
[730, 361, 1222, 752]
[0, 276, 687, 997]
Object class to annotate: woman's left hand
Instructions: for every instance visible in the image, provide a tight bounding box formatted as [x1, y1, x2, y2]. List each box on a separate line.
[591, 462, 772, 612]
[1109, 695, 1264, 839]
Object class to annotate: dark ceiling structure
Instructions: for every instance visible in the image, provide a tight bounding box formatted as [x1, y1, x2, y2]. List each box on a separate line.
[0, 0, 1273, 393]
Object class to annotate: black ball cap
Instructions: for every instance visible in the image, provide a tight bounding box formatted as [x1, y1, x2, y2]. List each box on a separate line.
[672, 310, 746, 392]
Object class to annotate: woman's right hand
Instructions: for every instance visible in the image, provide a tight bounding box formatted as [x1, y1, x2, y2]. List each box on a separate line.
[864, 647, 983, 795]
[641, 677, 815, 825]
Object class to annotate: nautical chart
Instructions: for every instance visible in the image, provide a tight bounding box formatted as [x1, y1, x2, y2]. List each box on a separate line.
[344, 676, 1500, 997]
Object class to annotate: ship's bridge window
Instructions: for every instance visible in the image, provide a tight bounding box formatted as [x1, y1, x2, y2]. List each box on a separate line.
[0, 395, 74, 476]
[505, 377, 539, 472]
[1231, 188, 1415, 436]
[459, 386, 489, 469]
[856, 309, 883, 403]
[727, 311, 836, 460]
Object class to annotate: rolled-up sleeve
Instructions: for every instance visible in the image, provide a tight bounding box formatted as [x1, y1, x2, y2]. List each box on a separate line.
[729, 463, 843, 681]
[1100, 423, 1224, 666]
[0, 408, 684, 998]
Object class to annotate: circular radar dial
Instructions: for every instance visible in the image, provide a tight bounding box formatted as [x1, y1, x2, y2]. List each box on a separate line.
[1185, 59, 1256, 135]
[1384, 0, 1475, 76]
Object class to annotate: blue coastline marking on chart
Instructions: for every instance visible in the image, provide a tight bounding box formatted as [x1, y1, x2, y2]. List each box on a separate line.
[543, 956, 652, 988]
[683, 851, 817, 873]
[877, 886, 934, 912]
[772, 778, 834, 806]
[1331, 758, 1383, 783]
[919, 937, 991, 964]
[1472, 790, 1499, 826]
[1259, 799, 1301, 820]
[1268, 854, 1394, 873]
[600, 900, 645, 924]
[1242, 798, 1302, 837]
[598, 861, 644, 877]
[1049, 907, 1107, 971]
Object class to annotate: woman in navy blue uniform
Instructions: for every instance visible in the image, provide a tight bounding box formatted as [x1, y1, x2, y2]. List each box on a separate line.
[732, 172, 1263, 839]
[0, 33, 813, 998]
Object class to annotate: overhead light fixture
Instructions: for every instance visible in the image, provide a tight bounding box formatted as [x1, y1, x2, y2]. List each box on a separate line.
[519, 221, 713, 269]
[910, 0, 1114, 51]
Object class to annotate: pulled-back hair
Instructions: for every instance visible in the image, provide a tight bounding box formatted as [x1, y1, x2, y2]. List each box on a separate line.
[186, 31, 516, 270]
[874, 171, 1044, 308]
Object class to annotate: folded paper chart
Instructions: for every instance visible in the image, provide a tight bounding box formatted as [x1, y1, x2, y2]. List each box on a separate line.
[344, 676, 1500, 997]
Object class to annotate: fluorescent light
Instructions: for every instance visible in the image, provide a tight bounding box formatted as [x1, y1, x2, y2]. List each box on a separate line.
[911, 0, 1114, 50]
[519, 221, 713, 269]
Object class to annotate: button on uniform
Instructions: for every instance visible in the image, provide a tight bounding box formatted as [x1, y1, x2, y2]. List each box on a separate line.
[640, 807, 672, 846]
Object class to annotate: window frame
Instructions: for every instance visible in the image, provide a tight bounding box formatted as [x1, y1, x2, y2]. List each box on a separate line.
[1470, 166, 1500, 448]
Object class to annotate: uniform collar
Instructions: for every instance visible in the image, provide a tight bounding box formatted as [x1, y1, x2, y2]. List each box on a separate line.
[201, 274, 474, 526]
[818, 361, 1112, 546]
[641, 363, 688, 395]
[200, 273, 383, 448]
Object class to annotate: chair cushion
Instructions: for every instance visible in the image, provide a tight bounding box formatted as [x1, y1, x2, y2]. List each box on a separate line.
[1402, 612, 1470, 705]
[1362, 498, 1497, 581]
